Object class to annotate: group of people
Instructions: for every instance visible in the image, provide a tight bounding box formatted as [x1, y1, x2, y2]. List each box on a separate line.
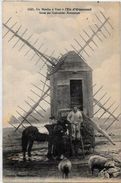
[21, 106, 84, 161]
[46, 106, 83, 160]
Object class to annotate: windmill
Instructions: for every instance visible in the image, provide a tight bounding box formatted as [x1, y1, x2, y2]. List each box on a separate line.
[3, 10, 120, 149]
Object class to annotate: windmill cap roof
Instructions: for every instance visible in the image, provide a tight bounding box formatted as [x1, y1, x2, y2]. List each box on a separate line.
[55, 50, 92, 71]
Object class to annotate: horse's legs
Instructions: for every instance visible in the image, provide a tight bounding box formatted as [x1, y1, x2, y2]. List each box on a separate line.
[28, 140, 34, 159]
[22, 135, 28, 161]
[47, 137, 53, 159]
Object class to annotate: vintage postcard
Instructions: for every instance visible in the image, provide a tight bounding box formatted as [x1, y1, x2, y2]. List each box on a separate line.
[2, 1, 121, 183]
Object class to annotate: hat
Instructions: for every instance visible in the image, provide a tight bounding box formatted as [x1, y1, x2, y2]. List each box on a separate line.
[49, 116, 55, 120]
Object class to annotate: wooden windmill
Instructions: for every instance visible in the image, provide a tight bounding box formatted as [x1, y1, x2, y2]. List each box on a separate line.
[3, 10, 120, 147]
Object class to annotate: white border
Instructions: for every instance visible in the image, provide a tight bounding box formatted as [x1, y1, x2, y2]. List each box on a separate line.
[0, 1, 2, 183]
[0, 1, 120, 183]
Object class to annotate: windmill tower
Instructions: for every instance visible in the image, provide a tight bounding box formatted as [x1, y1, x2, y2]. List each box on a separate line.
[48, 51, 93, 118]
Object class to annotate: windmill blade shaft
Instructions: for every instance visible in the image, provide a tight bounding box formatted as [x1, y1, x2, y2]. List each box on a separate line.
[95, 14, 110, 35]
[25, 100, 44, 118]
[28, 96, 46, 112]
[16, 110, 32, 127]
[31, 43, 44, 60]
[89, 25, 103, 42]
[78, 17, 109, 54]
[3, 23, 55, 66]
[74, 39, 90, 56]
[31, 89, 50, 104]
[3, 22, 17, 38]
[100, 11, 113, 29]
[18, 106, 39, 121]
[12, 28, 28, 48]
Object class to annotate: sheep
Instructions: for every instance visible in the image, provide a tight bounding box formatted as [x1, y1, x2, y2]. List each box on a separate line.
[88, 155, 108, 175]
[58, 156, 72, 179]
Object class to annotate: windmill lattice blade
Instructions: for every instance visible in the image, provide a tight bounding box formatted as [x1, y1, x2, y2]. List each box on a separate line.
[71, 44, 86, 61]
[98, 102, 115, 119]
[3, 23, 55, 66]
[103, 105, 120, 124]
[31, 83, 50, 97]
[95, 23, 107, 39]
[39, 79, 50, 88]
[16, 110, 32, 126]
[12, 28, 28, 48]
[83, 29, 98, 48]
[93, 98, 119, 121]
[31, 43, 44, 60]
[106, 113, 121, 131]
[5, 17, 12, 24]
[18, 105, 39, 121]
[9, 122, 17, 129]
[77, 15, 111, 55]
[93, 92, 107, 106]
[24, 38, 39, 56]
[28, 96, 46, 112]
[15, 87, 50, 131]
[93, 86, 103, 97]
[19, 34, 33, 51]
[3, 22, 17, 38]
[74, 39, 90, 56]
[12, 115, 26, 128]
[100, 11, 113, 29]
[95, 14, 111, 36]
[89, 25, 103, 42]
[93, 97, 110, 116]
[31, 89, 50, 104]
[35, 48, 48, 65]
[25, 100, 44, 118]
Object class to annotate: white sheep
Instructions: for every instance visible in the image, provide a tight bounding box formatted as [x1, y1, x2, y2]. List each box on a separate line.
[58, 156, 72, 178]
[88, 155, 108, 175]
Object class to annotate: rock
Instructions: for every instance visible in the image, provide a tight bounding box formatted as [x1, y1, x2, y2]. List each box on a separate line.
[112, 171, 121, 178]
[107, 167, 121, 177]
[98, 169, 110, 179]
[113, 154, 121, 165]
[17, 171, 27, 176]
[104, 160, 115, 168]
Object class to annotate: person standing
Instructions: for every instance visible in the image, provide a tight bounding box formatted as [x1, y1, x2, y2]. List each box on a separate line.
[67, 106, 83, 140]
[45, 116, 57, 160]
[67, 106, 83, 156]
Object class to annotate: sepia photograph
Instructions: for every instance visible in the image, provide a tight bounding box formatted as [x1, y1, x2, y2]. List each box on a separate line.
[2, 1, 121, 182]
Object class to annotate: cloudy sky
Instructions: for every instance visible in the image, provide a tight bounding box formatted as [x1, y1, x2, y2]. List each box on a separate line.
[2, 2, 121, 126]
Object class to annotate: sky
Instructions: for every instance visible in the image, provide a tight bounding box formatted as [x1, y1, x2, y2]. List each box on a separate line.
[2, 2, 121, 126]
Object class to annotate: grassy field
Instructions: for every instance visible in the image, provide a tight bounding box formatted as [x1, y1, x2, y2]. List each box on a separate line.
[3, 119, 121, 180]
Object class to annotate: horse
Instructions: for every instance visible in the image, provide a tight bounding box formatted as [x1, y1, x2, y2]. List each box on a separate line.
[22, 126, 48, 161]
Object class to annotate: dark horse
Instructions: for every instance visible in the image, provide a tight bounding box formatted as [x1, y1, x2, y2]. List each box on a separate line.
[22, 126, 48, 161]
